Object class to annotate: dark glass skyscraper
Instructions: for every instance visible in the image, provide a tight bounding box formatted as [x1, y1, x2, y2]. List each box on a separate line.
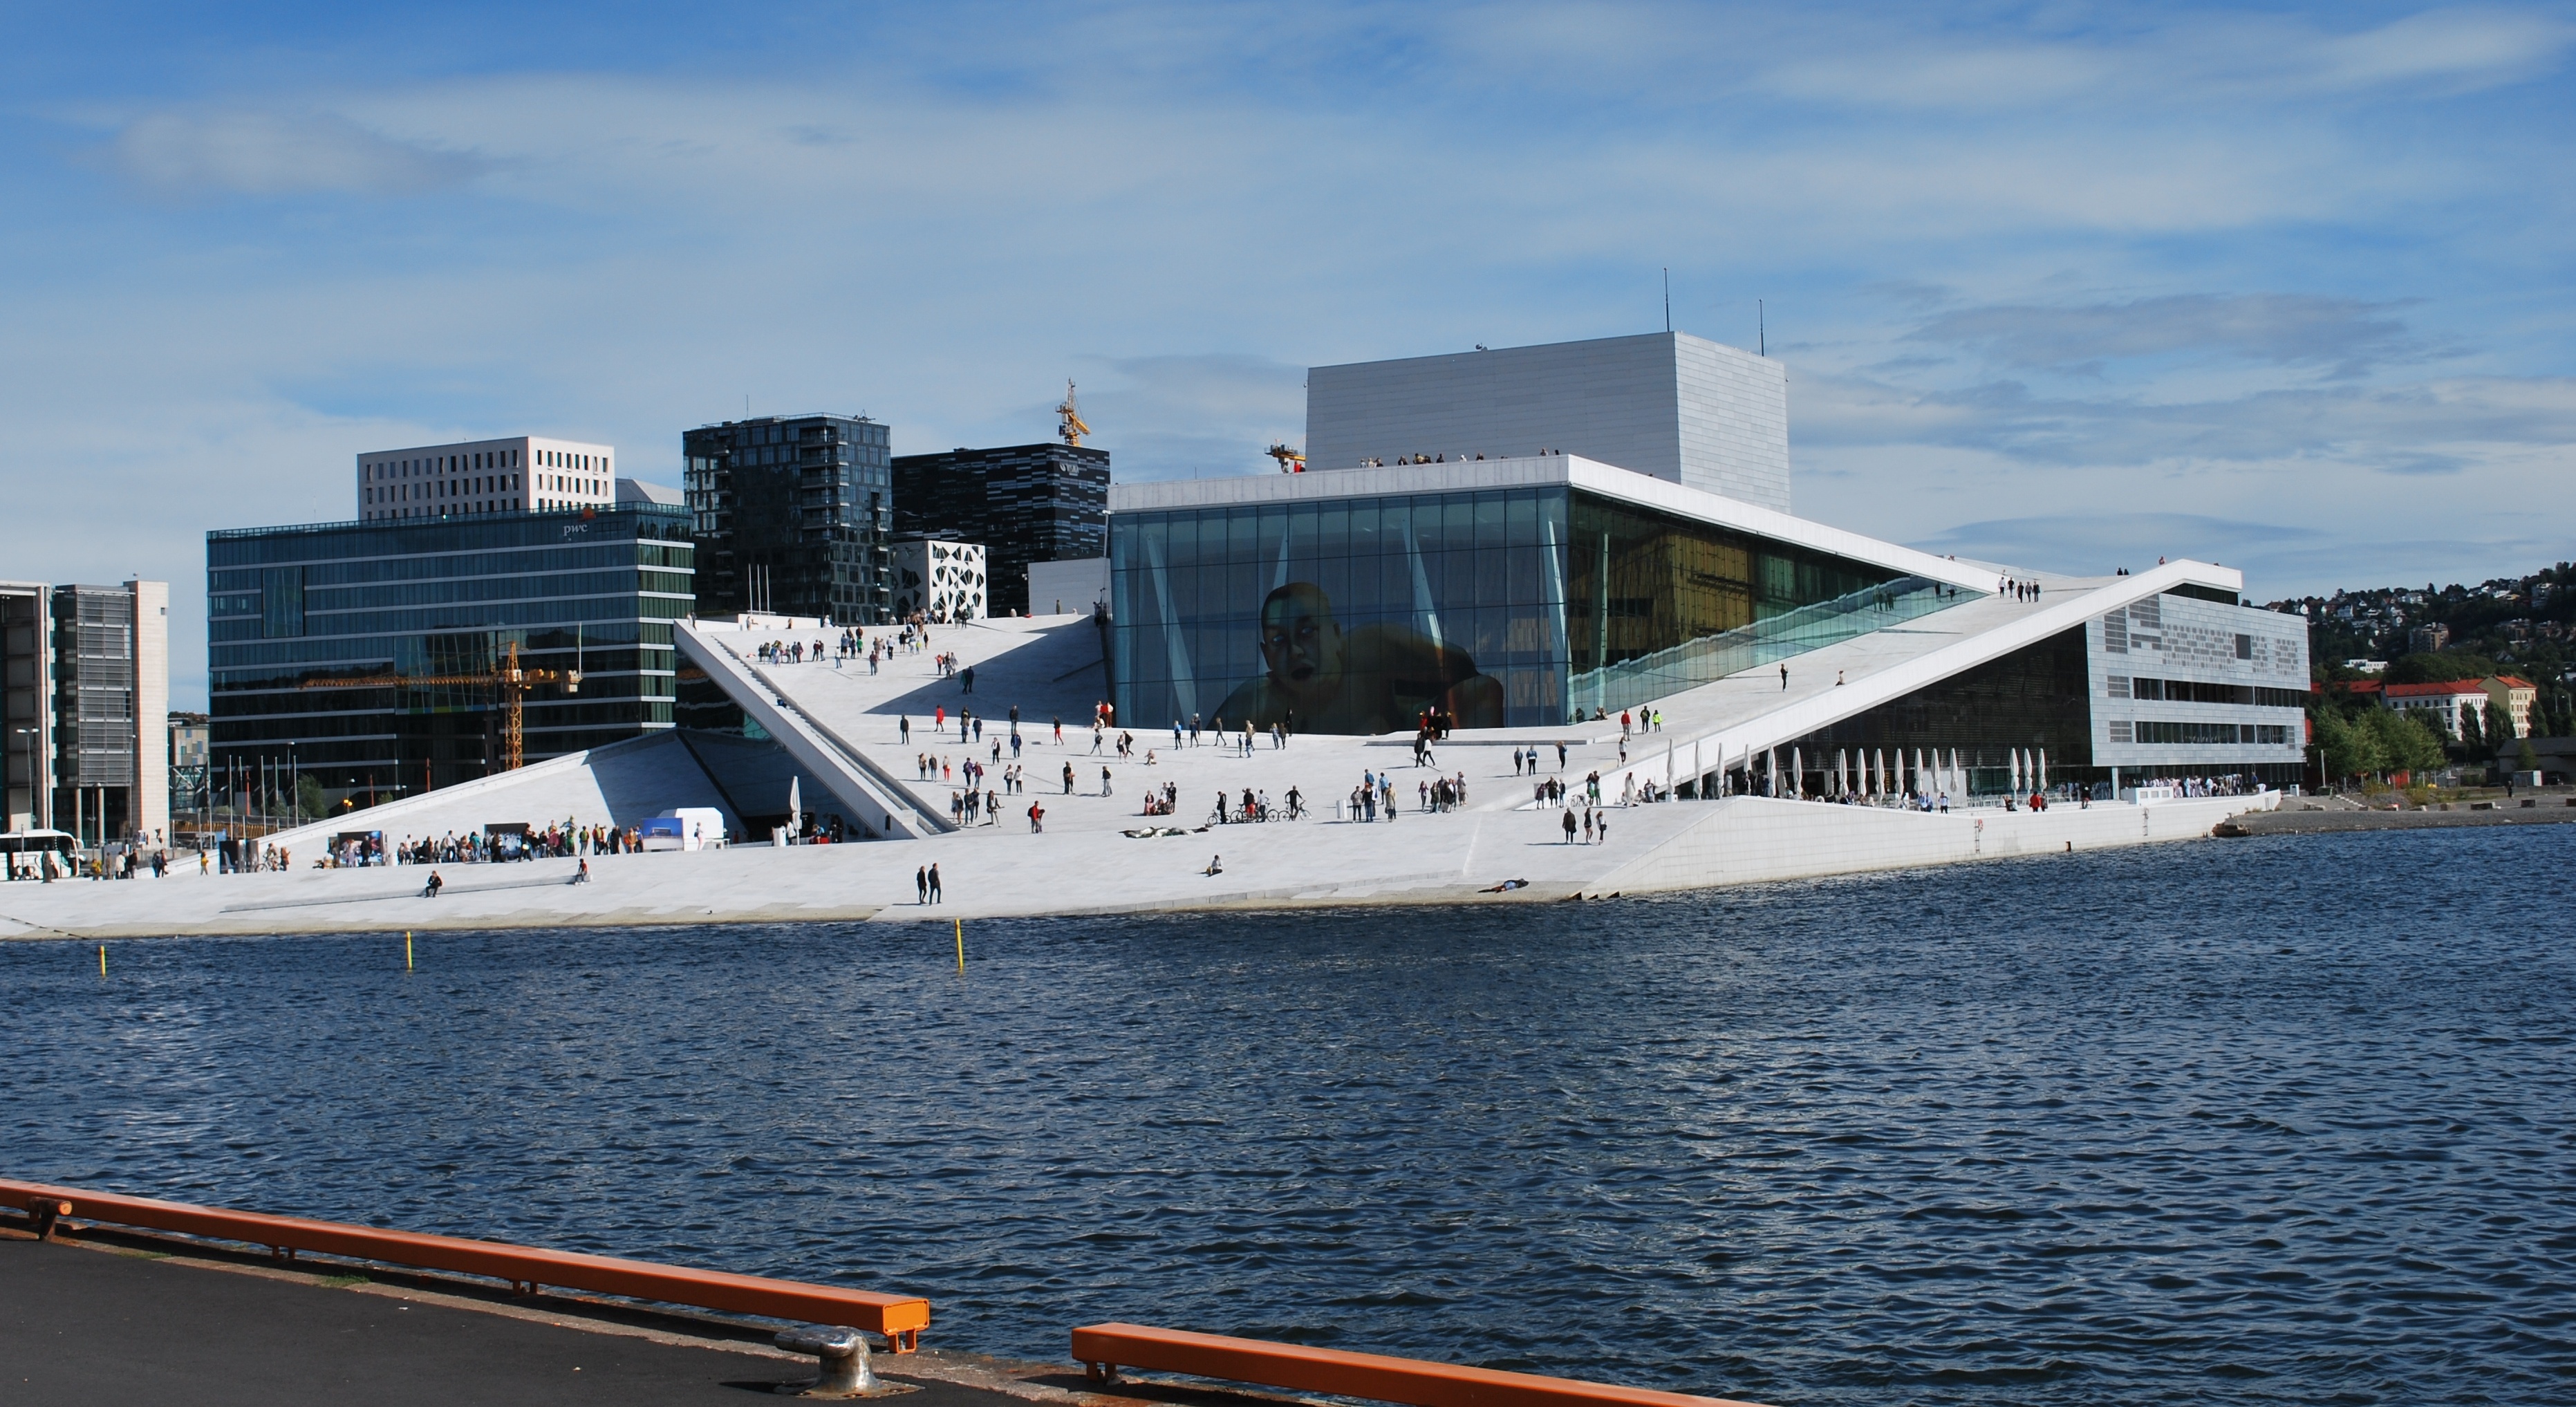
[683, 415, 892, 623]
[890, 443, 1109, 616]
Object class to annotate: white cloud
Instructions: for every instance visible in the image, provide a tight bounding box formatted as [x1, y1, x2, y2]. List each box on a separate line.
[1746, 6, 2576, 113]
[1905, 294, 2428, 378]
[109, 111, 483, 196]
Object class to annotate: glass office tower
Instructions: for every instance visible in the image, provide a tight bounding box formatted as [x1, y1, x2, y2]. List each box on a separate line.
[1110, 468, 1961, 734]
[684, 415, 893, 624]
[890, 442, 1110, 617]
[207, 507, 694, 801]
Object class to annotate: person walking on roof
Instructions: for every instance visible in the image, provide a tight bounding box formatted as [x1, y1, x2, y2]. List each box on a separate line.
[928, 864, 943, 903]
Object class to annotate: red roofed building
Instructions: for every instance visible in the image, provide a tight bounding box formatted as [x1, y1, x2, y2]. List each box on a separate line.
[2383, 675, 2535, 739]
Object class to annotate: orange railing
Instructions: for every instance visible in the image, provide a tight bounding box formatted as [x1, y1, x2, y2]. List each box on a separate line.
[1071, 1323, 1774, 1407]
[4, 1177, 928, 1351]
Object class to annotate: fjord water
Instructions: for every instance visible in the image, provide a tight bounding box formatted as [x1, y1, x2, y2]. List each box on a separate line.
[6, 827, 2571, 1406]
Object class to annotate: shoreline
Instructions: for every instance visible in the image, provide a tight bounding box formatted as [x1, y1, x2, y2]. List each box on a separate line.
[2, 792, 2286, 940]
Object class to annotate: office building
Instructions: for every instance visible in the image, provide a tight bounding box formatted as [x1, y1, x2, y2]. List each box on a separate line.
[890, 442, 1110, 616]
[684, 415, 893, 624]
[1305, 331, 1792, 512]
[207, 507, 693, 801]
[1, 579, 169, 843]
[890, 539, 988, 622]
[357, 436, 617, 521]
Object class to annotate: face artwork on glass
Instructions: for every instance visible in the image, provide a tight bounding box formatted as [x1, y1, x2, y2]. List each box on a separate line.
[1214, 582, 1506, 734]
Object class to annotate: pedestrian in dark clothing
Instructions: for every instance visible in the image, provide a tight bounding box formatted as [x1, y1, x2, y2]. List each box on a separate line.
[928, 864, 942, 903]
[916, 866, 928, 904]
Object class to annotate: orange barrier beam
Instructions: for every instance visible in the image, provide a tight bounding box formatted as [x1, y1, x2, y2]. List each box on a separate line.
[1070, 1323, 1773, 1407]
[3, 1177, 928, 1352]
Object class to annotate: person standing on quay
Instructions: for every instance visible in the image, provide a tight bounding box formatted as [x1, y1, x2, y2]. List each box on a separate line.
[916, 866, 928, 904]
[1562, 808, 1577, 843]
[928, 864, 943, 904]
[1063, 762, 1076, 795]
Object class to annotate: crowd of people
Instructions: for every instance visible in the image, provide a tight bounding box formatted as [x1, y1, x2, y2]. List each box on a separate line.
[389, 820, 636, 866]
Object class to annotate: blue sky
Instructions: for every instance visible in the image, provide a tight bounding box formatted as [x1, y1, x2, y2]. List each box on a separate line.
[4, 2, 2570, 705]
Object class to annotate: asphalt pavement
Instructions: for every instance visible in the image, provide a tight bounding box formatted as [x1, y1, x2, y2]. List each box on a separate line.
[0, 1234, 1029, 1407]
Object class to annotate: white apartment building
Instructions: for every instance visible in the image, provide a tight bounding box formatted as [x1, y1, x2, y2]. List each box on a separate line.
[357, 436, 617, 522]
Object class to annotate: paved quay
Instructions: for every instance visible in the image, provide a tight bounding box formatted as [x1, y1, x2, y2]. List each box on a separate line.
[2218, 794, 2576, 836]
[0, 1228, 1170, 1407]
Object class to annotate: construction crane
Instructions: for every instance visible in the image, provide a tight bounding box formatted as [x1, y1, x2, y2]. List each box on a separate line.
[1056, 381, 1091, 447]
[303, 640, 580, 774]
[1266, 442, 1306, 473]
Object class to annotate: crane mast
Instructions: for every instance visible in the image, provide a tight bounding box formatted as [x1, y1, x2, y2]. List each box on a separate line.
[1056, 381, 1091, 447]
[303, 640, 581, 775]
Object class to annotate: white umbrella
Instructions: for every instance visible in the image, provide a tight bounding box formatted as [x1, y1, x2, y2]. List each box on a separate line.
[787, 776, 802, 838]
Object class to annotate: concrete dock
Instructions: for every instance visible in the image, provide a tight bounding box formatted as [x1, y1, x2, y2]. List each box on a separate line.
[1, 1223, 1157, 1407]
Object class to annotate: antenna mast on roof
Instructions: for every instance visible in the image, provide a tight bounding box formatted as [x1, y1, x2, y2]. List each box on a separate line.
[1663, 268, 1670, 333]
[1758, 299, 1764, 357]
[1056, 382, 1091, 447]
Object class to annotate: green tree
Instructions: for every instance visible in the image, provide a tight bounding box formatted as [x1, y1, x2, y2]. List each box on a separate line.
[2315, 708, 2382, 782]
[2518, 737, 2541, 774]
[295, 774, 328, 821]
[2459, 704, 2483, 751]
[2367, 708, 2447, 776]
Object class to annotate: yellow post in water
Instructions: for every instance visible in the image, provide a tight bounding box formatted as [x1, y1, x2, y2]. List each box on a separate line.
[954, 917, 965, 973]
[406, 931, 414, 971]
[97, 944, 106, 978]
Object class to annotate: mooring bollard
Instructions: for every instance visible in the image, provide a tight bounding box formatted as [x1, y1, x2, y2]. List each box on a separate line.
[775, 1323, 877, 1398]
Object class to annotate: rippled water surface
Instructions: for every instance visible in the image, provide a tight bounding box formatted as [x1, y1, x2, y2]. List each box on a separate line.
[7, 826, 2575, 1405]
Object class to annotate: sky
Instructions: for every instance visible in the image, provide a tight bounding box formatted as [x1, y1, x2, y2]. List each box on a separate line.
[3, 2, 2570, 707]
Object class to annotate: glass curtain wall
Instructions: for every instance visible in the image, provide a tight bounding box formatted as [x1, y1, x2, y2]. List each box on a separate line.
[1111, 485, 1977, 734]
[1565, 494, 1966, 718]
[208, 507, 693, 797]
[1112, 487, 1571, 734]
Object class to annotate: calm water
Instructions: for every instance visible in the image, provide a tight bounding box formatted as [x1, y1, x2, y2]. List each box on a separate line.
[6, 828, 2573, 1406]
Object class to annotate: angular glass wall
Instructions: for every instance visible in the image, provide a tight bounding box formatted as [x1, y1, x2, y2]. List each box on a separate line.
[1563, 492, 1978, 718]
[1112, 487, 1571, 734]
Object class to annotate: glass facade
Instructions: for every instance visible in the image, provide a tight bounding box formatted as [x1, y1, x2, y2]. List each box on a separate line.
[1781, 628, 2095, 795]
[1110, 486, 1968, 734]
[207, 507, 693, 799]
[684, 416, 892, 624]
[1565, 494, 1957, 715]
